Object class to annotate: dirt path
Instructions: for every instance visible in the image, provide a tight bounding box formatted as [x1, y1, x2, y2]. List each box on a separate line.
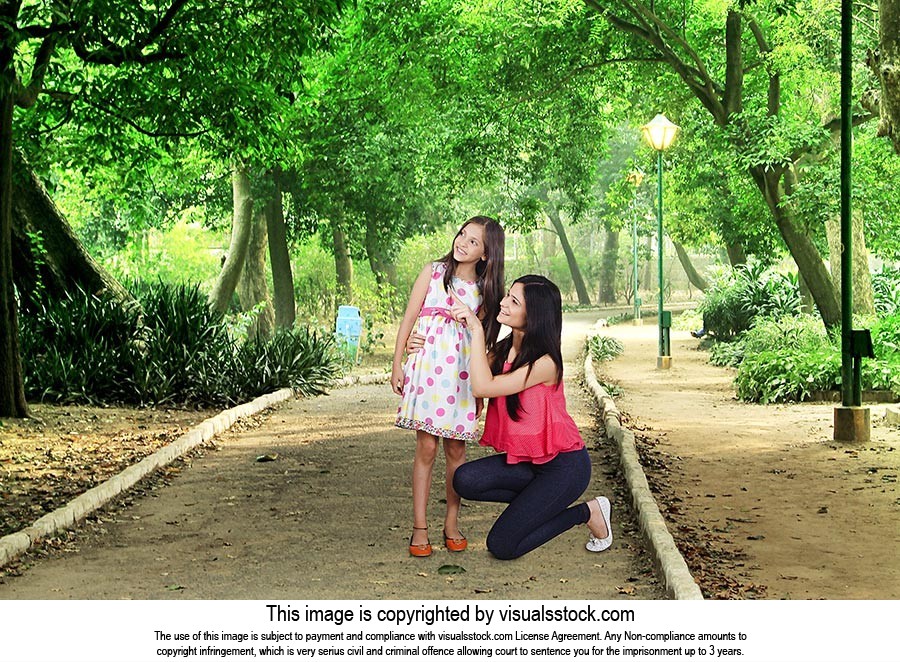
[599, 323, 900, 599]
[0, 312, 664, 600]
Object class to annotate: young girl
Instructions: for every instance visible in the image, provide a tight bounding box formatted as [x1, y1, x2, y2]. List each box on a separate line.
[392, 216, 505, 557]
[449, 275, 613, 560]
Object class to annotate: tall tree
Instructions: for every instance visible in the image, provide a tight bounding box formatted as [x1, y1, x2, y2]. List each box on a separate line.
[0, 1, 197, 417]
[237, 203, 275, 340]
[208, 165, 253, 315]
[583, 0, 879, 328]
[265, 168, 296, 330]
[0, 2, 342, 416]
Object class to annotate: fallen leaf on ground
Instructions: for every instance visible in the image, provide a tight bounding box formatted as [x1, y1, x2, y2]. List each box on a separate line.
[438, 564, 466, 575]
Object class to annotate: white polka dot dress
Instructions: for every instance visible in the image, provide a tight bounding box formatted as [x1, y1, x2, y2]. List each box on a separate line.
[395, 261, 481, 441]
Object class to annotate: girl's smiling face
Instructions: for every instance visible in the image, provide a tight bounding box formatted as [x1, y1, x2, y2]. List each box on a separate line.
[453, 223, 486, 264]
[497, 282, 526, 329]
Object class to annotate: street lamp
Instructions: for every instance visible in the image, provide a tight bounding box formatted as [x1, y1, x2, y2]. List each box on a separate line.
[641, 113, 679, 369]
[626, 171, 645, 325]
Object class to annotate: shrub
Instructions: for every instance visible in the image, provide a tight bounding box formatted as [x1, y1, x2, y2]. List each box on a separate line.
[20, 281, 342, 408]
[133, 281, 236, 405]
[740, 315, 829, 358]
[587, 334, 624, 363]
[21, 287, 144, 404]
[292, 241, 337, 323]
[699, 262, 801, 340]
[710, 293, 900, 403]
[870, 313, 900, 358]
[673, 309, 703, 331]
[735, 348, 841, 403]
[873, 267, 900, 316]
[708, 340, 746, 368]
[237, 328, 342, 400]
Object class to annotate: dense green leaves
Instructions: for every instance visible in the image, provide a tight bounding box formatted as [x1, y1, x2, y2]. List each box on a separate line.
[698, 262, 801, 340]
[20, 282, 341, 406]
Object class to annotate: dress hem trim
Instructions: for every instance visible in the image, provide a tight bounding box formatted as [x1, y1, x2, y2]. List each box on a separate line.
[395, 417, 478, 441]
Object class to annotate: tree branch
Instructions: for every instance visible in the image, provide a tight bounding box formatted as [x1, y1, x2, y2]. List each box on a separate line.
[745, 14, 780, 116]
[33, 103, 75, 135]
[15, 33, 58, 109]
[724, 10, 743, 117]
[790, 111, 877, 163]
[19, 22, 79, 38]
[140, 0, 189, 49]
[80, 96, 210, 138]
[583, 0, 727, 122]
[72, 0, 190, 65]
[627, 0, 718, 93]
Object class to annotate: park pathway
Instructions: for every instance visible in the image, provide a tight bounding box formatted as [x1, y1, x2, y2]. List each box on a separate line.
[0, 311, 665, 600]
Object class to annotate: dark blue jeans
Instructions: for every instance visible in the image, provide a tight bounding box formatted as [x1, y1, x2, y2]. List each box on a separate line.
[453, 447, 592, 560]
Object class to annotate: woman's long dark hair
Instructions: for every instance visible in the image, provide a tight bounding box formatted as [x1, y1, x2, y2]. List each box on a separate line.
[489, 275, 564, 421]
[438, 215, 505, 350]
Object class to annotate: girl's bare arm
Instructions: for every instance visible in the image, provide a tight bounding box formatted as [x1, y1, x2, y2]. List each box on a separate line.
[391, 263, 432, 395]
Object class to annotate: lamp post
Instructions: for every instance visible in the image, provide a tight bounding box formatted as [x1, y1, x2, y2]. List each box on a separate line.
[626, 171, 645, 325]
[641, 114, 679, 369]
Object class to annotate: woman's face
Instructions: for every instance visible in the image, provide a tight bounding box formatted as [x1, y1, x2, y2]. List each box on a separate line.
[497, 282, 526, 330]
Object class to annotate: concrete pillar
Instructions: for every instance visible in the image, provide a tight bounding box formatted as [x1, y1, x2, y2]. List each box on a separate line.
[833, 406, 870, 442]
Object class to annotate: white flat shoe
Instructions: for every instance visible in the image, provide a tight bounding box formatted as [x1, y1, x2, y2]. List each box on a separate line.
[586, 496, 613, 553]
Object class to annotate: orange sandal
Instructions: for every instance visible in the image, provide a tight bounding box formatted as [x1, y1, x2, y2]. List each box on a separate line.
[443, 529, 468, 552]
[409, 527, 432, 557]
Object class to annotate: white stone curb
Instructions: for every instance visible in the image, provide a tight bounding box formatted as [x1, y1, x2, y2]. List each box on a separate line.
[886, 405, 900, 426]
[584, 354, 704, 600]
[0, 373, 390, 569]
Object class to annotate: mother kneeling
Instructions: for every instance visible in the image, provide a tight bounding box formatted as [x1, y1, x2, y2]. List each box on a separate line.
[450, 275, 612, 560]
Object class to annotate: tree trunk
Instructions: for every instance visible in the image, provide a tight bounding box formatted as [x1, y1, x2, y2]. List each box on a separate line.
[725, 243, 747, 267]
[0, 71, 28, 417]
[798, 271, 815, 315]
[673, 241, 710, 291]
[546, 206, 591, 305]
[265, 169, 295, 330]
[542, 221, 557, 258]
[238, 205, 275, 341]
[825, 213, 876, 316]
[598, 226, 619, 304]
[642, 235, 654, 289]
[870, 0, 900, 154]
[10, 150, 129, 308]
[750, 166, 841, 327]
[332, 219, 353, 307]
[208, 164, 253, 315]
[365, 213, 399, 313]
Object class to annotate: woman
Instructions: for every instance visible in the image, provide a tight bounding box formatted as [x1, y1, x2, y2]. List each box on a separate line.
[448, 274, 612, 560]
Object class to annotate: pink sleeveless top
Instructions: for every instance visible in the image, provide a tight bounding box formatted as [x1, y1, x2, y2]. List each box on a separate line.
[479, 362, 584, 464]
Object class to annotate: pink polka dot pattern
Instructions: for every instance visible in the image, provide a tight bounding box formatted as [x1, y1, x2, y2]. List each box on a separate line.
[395, 261, 482, 441]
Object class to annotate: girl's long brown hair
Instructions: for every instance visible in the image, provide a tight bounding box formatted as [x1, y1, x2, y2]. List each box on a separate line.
[437, 215, 505, 349]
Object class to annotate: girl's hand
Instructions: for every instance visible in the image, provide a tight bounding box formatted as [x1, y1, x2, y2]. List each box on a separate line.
[391, 363, 405, 396]
[450, 291, 479, 329]
[406, 331, 426, 354]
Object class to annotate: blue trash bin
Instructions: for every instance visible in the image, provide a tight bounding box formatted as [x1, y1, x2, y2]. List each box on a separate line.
[335, 305, 362, 363]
